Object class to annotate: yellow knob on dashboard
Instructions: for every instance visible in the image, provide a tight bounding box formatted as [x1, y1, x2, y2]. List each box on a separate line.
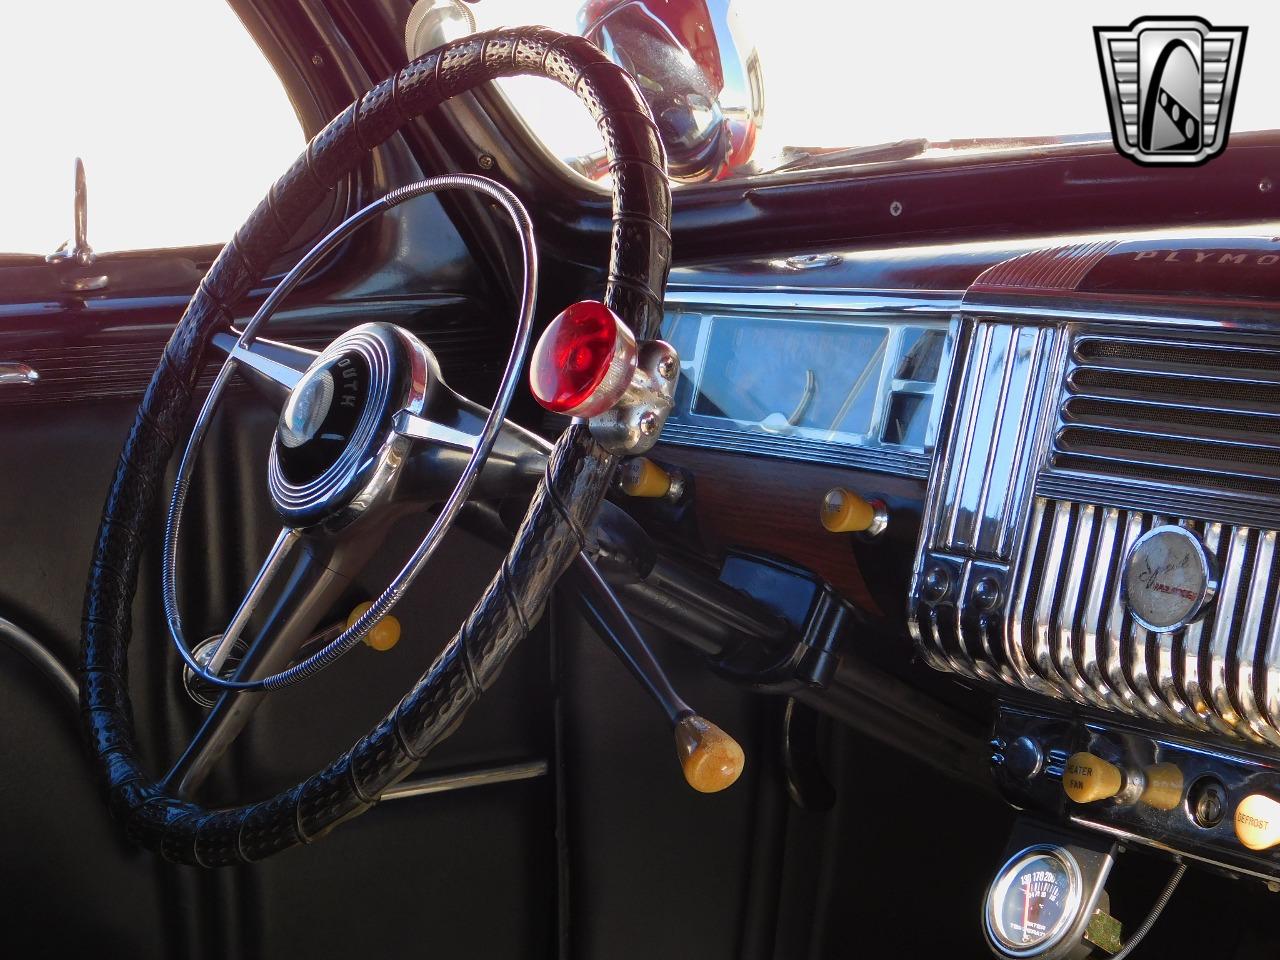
[347, 602, 401, 652]
[1235, 794, 1280, 850]
[1063, 751, 1124, 804]
[820, 487, 880, 533]
[619, 457, 674, 498]
[1140, 762, 1184, 811]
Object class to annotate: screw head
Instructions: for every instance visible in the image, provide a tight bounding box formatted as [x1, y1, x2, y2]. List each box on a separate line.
[921, 565, 950, 603]
[311, 53, 324, 67]
[477, 154, 495, 171]
[973, 576, 1002, 611]
[889, 200, 903, 217]
[638, 411, 659, 436]
[657, 354, 677, 380]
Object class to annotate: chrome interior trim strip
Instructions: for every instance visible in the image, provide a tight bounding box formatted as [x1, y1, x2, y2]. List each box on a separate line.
[1236, 530, 1280, 745]
[1128, 515, 1186, 726]
[379, 760, 548, 801]
[1207, 526, 1256, 739]
[1008, 498, 1057, 696]
[1069, 815, 1280, 886]
[1038, 472, 1280, 532]
[1149, 518, 1214, 732]
[1079, 506, 1129, 713]
[657, 423, 932, 477]
[941, 323, 996, 551]
[1182, 522, 1222, 730]
[968, 325, 1020, 556]
[1103, 511, 1157, 719]
[1064, 388, 1280, 423]
[1262, 568, 1280, 736]
[992, 328, 1051, 560]
[1031, 501, 1085, 702]
[0, 362, 39, 386]
[1055, 503, 1104, 706]
[907, 607, 948, 673]
[662, 288, 963, 315]
[925, 605, 967, 676]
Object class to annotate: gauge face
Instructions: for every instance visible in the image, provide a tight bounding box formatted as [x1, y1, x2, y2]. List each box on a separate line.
[985, 847, 1081, 956]
[1123, 524, 1215, 632]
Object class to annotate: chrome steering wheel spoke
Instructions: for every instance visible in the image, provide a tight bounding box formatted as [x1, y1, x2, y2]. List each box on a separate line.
[210, 330, 319, 407]
[163, 523, 383, 798]
[395, 394, 550, 504]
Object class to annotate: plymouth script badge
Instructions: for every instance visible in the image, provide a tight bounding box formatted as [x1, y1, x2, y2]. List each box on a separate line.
[1123, 525, 1217, 633]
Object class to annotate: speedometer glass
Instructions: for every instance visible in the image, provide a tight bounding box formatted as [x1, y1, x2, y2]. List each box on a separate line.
[985, 846, 1081, 955]
[693, 316, 889, 437]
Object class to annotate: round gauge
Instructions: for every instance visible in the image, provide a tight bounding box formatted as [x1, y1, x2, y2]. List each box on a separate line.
[984, 845, 1082, 957]
[1123, 525, 1216, 633]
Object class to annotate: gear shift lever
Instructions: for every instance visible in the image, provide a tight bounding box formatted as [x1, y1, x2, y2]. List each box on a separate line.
[564, 553, 745, 793]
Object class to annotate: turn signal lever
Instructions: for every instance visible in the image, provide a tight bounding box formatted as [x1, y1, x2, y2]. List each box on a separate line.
[564, 553, 745, 792]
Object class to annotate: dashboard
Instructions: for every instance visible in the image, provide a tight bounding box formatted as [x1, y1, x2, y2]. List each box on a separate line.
[647, 229, 1280, 946]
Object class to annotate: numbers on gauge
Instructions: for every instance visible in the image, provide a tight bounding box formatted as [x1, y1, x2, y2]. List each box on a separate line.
[986, 847, 1081, 955]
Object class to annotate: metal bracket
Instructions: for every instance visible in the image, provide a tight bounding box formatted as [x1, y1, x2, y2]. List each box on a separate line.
[589, 339, 678, 455]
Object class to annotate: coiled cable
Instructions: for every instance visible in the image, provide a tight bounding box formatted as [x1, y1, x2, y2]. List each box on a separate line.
[1110, 862, 1186, 960]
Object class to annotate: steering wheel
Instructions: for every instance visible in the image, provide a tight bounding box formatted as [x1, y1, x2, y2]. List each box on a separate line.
[80, 27, 671, 865]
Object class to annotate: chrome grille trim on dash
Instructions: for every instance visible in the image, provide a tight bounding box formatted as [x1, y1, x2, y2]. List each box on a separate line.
[932, 321, 1059, 561]
[910, 317, 1065, 681]
[998, 497, 1280, 746]
[1044, 330, 1280, 527]
[912, 313, 1280, 748]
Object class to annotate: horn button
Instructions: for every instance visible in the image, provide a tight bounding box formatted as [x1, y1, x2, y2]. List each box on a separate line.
[276, 351, 371, 485]
[267, 323, 432, 530]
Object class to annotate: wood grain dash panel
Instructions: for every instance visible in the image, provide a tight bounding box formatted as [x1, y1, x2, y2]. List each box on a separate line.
[654, 445, 927, 617]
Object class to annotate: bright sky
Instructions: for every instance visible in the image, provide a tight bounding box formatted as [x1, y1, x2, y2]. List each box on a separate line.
[476, 0, 1280, 172]
[1, 2, 1276, 253]
[0, 1, 302, 254]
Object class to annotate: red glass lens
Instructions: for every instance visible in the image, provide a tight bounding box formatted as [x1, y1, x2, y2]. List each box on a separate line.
[529, 300, 622, 414]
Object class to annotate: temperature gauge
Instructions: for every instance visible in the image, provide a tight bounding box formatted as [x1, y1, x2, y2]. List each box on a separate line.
[984, 845, 1083, 957]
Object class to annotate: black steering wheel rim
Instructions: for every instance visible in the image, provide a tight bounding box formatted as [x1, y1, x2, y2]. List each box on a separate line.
[80, 26, 671, 866]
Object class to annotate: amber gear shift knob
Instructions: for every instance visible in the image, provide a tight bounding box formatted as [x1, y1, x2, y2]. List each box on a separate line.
[675, 714, 746, 793]
[565, 554, 745, 793]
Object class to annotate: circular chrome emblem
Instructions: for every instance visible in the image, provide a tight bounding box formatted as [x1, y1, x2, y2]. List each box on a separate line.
[1123, 525, 1217, 633]
[279, 366, 335, 449]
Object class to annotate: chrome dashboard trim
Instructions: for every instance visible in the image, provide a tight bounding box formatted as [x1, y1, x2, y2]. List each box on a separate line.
[662, 288, 964, 314]
[658, 422, 934, 476]
[1079, 506, 1127, 714]
[1237, 530, 1278, 746]
[1181, 522, 1223, 733]
[1038, 471, 1280, 537]
[912, 298, 1280, 751]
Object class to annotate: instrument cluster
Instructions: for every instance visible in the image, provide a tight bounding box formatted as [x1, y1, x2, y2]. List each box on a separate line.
[658, 298, 953, 476]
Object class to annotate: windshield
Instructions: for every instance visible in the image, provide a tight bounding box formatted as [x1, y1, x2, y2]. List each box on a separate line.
[468, 0, 1279, 182]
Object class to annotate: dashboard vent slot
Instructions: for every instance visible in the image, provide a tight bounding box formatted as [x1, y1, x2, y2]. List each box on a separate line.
[1052, 334, 1280, 500]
